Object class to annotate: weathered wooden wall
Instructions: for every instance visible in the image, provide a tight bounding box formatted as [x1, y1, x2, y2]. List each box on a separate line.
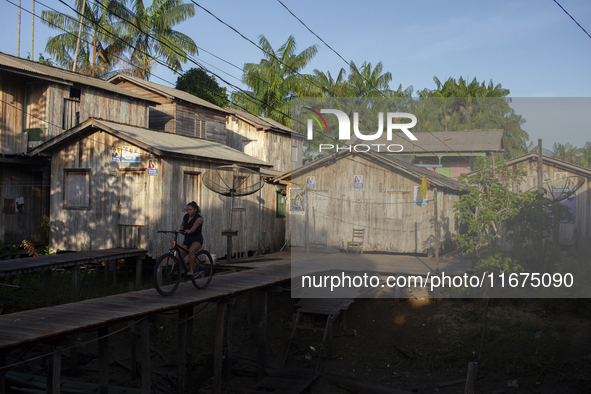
[507, 159, 591, 245]
[287, 154, 459, 254]
[225, 115, 304, 173]
[49, 131, 285, 258]
[175, 104, 226, 144]
[0, 72, 24, 154]
[1, 164, 47, 244]
[81, 87, 148, 128]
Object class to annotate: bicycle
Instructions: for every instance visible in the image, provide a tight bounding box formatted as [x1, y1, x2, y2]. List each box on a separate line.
[154, 231, 214, 296]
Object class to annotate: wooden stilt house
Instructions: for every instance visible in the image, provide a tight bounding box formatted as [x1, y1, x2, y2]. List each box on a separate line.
[274, 150, 463, 254]
[28, 118, 275, 259]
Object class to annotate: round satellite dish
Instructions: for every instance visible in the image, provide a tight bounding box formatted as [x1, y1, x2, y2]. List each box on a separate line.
[202, 165, 264, 197]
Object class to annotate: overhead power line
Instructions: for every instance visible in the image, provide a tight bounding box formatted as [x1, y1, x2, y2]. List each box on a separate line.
[553, 0, 591, 39]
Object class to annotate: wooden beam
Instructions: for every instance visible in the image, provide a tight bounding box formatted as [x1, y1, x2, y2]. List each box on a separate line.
[226, 303, 234, 382]
[464, 362, 478, 394]
[177, 308, 187, 394]
[70, 265, 79, 302]
[257, 290, 268, 381]
[47, 346, 61, 394]
[98, 327, 108, 394]
[130, 322, 138, 379]
[44, 269, 51, 307]
[135, 255, 144, 289]
[213, 302, 226, 394]
[141, 319, 151, 394]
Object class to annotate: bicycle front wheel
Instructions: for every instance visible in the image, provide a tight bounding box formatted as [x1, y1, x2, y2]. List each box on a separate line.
[191, 250, 213, 289]
[154, 253, 181, 296]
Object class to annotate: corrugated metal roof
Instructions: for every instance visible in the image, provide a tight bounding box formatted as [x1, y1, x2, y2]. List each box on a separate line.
[108, 73, 229, 114]
[275, 151, 462, 191]
[348, 129, 504, 153]
[502, 153, 591, 177]
[0, 52, 157, 103]
[30, 118, 272, 168]
[225, 107, 304, 138]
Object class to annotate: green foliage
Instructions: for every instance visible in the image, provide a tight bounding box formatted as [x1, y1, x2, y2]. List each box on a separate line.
[175, 68, 229, 107]
[231, 35, 318, 126]
[37, 215, 51, 245]
[474, 247, 523, 275]
[542, 142, 591, 169]
[454, 158, 572, 269]
[116, 0, 198, 79]
[417, 77, 529, 159]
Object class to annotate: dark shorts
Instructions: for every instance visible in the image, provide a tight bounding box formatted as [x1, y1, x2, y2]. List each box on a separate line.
[183, 234, 203, 247]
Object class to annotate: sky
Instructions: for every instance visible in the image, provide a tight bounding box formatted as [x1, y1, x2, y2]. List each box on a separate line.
[0, 0, 590, 149]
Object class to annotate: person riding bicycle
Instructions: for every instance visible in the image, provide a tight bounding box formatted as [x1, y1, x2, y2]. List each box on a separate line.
[179, 201, 203, 276]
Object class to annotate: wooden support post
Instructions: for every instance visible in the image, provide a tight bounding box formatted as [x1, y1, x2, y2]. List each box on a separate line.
[135, 255, 144, 289]
[394, 274, 401, 302]
[538, 139, 543, 189]
[112, 259, 117, 287]
[130, 322, 138, 379]
[69, 337, 78, 375]
[0, 349, 6, 394]
[141, 319, 151, 394]
[257, 290, 268, 382]
[104, 261, 108, 282]
[177, 308, 187, 394]
[213, 302, 227, 394]
[44, 269, 52, 307]
[47, 346, 61, 394]
[70, 265, 79, 302]
[464, 362, 478, 394]
[186, 308, 194, 392]
[226, 302, 234, 382]
[434, 187, 440, 275]
[98, 327, 108, 394]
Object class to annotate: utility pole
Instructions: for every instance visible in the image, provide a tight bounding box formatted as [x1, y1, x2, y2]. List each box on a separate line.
[17, 0, 21, 57]
[30, 0, 35, 60]
[537, 139, 543, 189]
[72, 0, 87, 71]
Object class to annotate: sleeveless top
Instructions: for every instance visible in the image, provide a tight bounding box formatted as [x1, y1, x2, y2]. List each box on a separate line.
[182, 213, 203, 244]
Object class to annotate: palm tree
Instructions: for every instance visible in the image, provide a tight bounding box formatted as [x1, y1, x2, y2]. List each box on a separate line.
[232, 35, 317, 126]
[347, 61, 393, 97]
[41, 0, 127, 78]
[312, 68, 348, 97]
[117, 0, 198, 79]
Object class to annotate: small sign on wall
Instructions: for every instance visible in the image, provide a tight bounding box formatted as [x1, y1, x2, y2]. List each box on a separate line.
[111, 147, 122, 163]
[289, 188, 305, 215]
[413, 186, 428, 206]
[122, 146, 141, 163]
[305, 176, 315, 190]
[148, 159, 158, 176]
[353, 175, 363, 189]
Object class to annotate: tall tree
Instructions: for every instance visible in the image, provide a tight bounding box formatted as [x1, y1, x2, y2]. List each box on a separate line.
[117, 0, 198, 79]
[41, 0, 127, 78]
[176, 68, 229, 108]
[232, 35, 318, 127]
[417, 76, 528, 159]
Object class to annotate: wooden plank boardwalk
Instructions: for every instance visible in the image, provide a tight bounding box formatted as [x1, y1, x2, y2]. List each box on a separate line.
[0, 262, 290, 351]
[0, 248, 146, 277]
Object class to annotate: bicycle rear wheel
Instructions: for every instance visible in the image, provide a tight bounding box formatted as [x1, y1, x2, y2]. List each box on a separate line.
[154, 253, 181, 296]
[191, 250, 213, 289]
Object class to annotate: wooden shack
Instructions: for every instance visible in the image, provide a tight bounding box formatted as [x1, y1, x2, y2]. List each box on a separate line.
[108, 73, 230, 144]
[28, 118, 286, 259]
[350, 129, 505, 179]
[225, 107, 305, 173]
[501, 153, 591, 246]
[275, 150, 463, 254]
[0, 52, 155, 245]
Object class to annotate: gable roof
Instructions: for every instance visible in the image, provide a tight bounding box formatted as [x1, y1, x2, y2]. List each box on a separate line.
[275, 151, 462, 191]
[348, 129, 504, 154]
[28, 118, 272, 168]
[225, 107, 305, 139]
[502, 153, 591, 177]
[0, 52, 158, 104]
[108, 73, 230, 114]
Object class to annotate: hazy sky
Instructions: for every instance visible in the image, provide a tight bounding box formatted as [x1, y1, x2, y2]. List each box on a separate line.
[1, 0, 589, 147]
